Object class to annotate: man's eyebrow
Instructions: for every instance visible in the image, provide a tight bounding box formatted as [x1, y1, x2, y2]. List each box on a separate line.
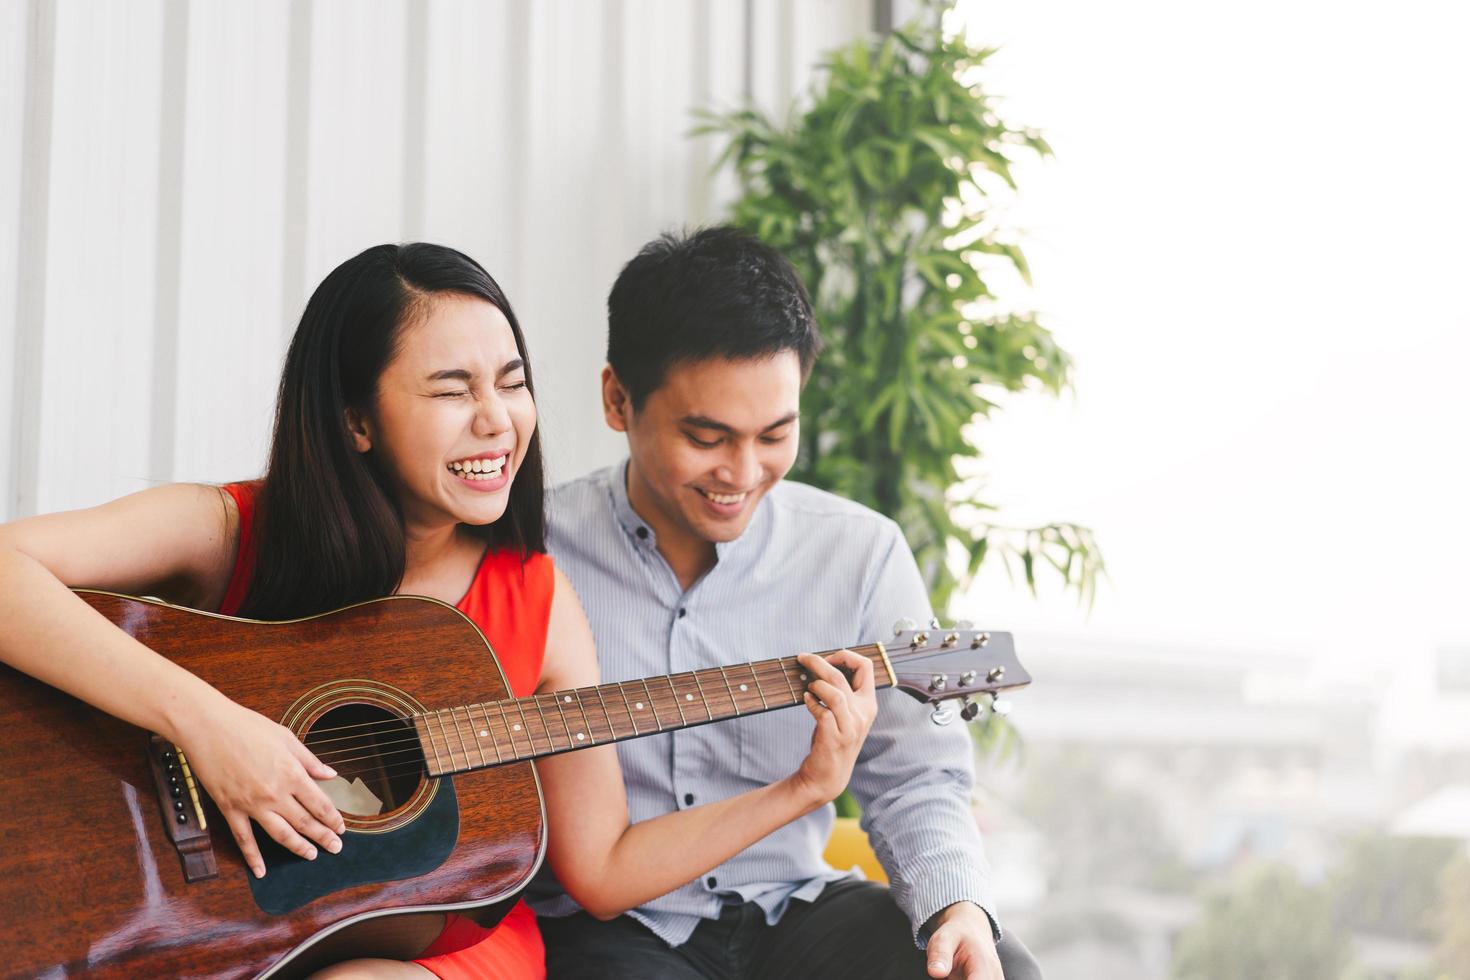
[679, 412, 799, 434]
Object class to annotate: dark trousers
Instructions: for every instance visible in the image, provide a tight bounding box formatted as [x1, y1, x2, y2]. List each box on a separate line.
[540, 879, 1042, 980]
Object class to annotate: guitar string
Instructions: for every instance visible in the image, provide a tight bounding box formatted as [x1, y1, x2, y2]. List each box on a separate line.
[307, 666, 820, 769]
[303, 645, 1002, 776]
[293, 641, 979, 771]
[285, 649, 882, 743]
[298, 655, 837, 750]
[289, 641, 912, 747]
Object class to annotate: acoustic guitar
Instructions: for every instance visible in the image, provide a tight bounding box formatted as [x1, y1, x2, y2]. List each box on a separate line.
[0, 591, 1030, 979]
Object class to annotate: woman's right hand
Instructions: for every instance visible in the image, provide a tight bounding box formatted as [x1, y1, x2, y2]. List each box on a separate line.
[174, 698, 346, 878]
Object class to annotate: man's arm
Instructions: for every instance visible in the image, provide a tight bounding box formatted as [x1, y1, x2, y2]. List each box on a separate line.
[846, 522, 1002, 952]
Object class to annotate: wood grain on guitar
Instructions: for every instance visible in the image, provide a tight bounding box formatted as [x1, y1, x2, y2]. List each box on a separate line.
[0, 592, 1028, 979]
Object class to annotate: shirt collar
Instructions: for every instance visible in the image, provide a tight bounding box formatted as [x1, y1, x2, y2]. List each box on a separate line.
[606, 459, 653, 546]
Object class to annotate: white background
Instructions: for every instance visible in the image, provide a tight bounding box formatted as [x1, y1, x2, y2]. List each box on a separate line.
[1, 0, 870, 520]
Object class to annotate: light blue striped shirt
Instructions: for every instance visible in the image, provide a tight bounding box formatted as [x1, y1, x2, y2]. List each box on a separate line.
[527, 461, 996, 947]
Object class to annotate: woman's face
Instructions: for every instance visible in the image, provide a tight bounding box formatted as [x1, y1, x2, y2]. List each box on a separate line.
[350, 293, 536, 534]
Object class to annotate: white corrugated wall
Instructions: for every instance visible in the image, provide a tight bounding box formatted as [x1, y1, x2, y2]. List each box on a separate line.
[1, 0, 873, 522]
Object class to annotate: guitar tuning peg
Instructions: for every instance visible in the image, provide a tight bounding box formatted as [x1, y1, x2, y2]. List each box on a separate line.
[953, 618, 974, 630]
[960, 697, 981, 722]
[991, 696, 1013, 717]
[892, 617, 918, 636]
[928, 617, 942, 629]
[929, 705, 956, 727]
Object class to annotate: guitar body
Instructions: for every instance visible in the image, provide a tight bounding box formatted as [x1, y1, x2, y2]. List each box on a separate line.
[0, 592, 545, 979]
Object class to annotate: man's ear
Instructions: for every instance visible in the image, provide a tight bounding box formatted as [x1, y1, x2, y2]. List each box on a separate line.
[601, 365, 633, 433]
[345, 407, 374, 453]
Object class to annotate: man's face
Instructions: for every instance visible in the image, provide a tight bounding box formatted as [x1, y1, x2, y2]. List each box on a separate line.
[606, 353, 802, 547]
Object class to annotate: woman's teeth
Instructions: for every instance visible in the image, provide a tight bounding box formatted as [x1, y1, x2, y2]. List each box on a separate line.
[448, 457, 506, 481]
[699, 488, 747, 505]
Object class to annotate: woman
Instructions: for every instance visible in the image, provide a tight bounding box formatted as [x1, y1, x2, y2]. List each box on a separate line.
[0, 243, 877, 979]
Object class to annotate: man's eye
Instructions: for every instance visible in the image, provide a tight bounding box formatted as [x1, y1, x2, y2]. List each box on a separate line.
[761, 431, 791, 444]
[687, 434, 721, 448]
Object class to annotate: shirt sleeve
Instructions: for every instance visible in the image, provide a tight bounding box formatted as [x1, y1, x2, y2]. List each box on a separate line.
[846, 520, 1001, 947]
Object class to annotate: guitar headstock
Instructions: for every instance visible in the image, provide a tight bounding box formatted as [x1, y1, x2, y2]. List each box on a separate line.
[884, 619, 1031, 726]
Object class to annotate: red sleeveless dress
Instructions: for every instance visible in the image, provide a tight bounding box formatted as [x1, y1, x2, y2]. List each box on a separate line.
[220, 482, 549, 980]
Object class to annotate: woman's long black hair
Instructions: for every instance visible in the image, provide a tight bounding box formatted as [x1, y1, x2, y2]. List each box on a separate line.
[236, 243, 546, 620]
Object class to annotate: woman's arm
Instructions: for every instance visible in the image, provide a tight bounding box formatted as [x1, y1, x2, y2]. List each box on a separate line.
[534, 567, 876, 920]
[0, 485, 344, 876]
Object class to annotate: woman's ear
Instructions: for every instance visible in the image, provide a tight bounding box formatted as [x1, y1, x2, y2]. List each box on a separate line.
[345, 407, 373, 453]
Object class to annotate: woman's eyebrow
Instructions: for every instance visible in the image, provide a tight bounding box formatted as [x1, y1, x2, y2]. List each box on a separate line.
[496, 358, 525, 380]
[427, 368, 473, 382]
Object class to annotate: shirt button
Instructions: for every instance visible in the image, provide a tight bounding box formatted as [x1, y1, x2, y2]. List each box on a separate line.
[707, 876, 717, 889]
[678, 608, 687, 618]
[636, 527, 649, 539]
[684, 793, 694, 805]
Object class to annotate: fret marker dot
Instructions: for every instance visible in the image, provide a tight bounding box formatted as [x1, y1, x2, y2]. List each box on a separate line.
[478, 730, 488, 738]
[685, 693, 694, 701]
[739, 684, 748, 691]
[563, 695, 572, 703]
[635, 702, 644, 710]
[513, 724, 522, 731]
[575, 732, 585, 741]
[800, 673, 808, 680]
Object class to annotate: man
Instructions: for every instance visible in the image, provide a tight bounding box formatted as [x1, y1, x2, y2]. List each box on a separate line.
[530, 227, 1041, 979]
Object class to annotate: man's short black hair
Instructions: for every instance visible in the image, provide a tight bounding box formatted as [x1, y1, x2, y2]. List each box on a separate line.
[607, 225, 823, 409]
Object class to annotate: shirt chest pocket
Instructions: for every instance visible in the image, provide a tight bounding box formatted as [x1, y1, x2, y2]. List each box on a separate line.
[735, 706, 817, 784]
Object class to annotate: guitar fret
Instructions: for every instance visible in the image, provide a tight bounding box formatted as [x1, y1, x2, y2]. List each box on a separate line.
[513, 697, 539, 756]
[549, 692, 577, 747]
[640, 679, 663, 731]
[535, 695, 565, 753]
[778, 658, 803, 704]
[716, 666, 741, 716]
[571, 690, 596, 745]
[690, 671, 713, 721]
[476, 703, 504, 765]
[592, 685, 617, 740]
[746, 663, 769, 709]
[433, 710, 461, 773]
[451, 707, 480, 771]
[419, 713, 447, 774]
[616, 681, 639, 737]
[665, 676, 689, 726]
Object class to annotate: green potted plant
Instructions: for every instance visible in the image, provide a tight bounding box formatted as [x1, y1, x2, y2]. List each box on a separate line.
[699, 4, 1103, 767]
[700, 3, 1102, 621]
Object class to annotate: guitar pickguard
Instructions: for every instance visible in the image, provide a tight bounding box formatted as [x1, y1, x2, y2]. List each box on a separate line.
[247, 776, 461, 916]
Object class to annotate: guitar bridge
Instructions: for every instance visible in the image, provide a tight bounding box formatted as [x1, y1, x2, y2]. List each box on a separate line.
[147, 734, 218, 882]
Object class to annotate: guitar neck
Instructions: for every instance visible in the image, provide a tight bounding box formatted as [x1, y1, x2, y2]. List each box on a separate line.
[413, 644, 895, 777]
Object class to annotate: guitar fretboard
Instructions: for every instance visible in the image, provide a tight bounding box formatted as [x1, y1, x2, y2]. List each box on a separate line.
[413, 644, 893, 777]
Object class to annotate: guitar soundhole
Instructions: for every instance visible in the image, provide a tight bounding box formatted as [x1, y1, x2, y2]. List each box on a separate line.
[302, 703, 427, 819]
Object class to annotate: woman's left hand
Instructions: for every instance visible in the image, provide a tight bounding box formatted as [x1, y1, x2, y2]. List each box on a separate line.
[786, 649, 878, 809]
